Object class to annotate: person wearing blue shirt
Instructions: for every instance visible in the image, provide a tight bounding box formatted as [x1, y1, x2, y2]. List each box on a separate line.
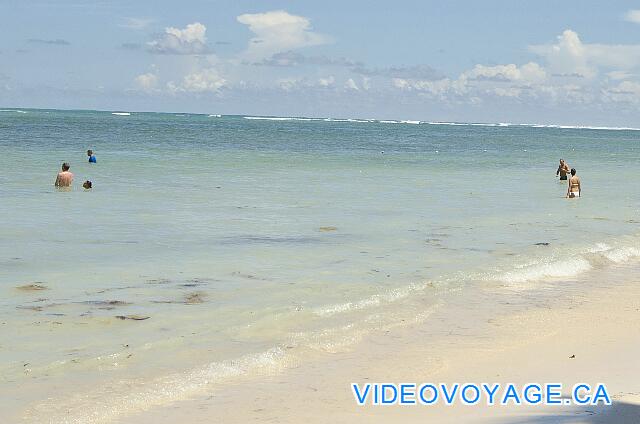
[87, 149, 96, 163]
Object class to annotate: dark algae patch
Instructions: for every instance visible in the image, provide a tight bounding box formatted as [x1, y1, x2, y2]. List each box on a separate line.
[16, 283, 49, 291]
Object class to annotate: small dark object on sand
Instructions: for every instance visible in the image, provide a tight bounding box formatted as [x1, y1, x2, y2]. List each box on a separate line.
[534, 242, 550, 246]
[569, 354, 575, 359]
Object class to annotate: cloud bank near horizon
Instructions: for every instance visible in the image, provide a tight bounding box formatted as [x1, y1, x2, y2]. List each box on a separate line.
[4, 5, 640, 124]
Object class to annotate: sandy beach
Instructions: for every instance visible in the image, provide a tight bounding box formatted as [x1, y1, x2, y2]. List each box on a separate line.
[120, 261, 640, 424]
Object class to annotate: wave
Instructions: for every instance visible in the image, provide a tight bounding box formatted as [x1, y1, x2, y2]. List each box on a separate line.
[29, 347, 289, 424]
[312, 236, 640, 319]
[519, 123, 640, 131]
[208, 114, 222, 118]
[313, 282, 426, 317]
[111, 112, 131, 116]
[23, 234, 640, 422]
[495, 241, 640, 288]
[0, 109, 27, 113]
[244, 116, 322, 122]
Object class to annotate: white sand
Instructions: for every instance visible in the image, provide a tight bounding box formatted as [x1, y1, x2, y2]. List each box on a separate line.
[120, 265, 640, 424]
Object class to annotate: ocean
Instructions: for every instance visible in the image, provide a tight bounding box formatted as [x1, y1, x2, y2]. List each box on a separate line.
[1, 108, 639, 422]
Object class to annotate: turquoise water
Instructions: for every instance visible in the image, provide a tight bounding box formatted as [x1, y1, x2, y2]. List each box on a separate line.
[1, 109, 639, 422]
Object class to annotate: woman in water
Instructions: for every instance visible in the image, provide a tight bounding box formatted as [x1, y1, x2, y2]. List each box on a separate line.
[566, 168, 581, 198]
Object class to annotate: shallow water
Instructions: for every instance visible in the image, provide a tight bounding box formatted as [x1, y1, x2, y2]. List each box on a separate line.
[1, 109, 639, 422]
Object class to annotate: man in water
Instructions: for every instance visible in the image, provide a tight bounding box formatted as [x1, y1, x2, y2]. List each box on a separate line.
[87, 149, 96, 163]
[566, 168, 581, 198]
[556, 159, 570, 180]
[54, 162, 74, 187]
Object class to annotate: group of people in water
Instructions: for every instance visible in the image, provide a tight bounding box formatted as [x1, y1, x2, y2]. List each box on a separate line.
[54, 149, 96, 189]
[55, 150, 581, 199]
[556, 158, 581, 198]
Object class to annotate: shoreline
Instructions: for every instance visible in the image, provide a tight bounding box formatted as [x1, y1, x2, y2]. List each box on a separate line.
[119, 261, 640, 424]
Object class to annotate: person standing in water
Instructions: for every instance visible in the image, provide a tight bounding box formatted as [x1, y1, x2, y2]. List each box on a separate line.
[54, 162, 74, 187]
[556, 159, 570, 180]
[566, 168, 581, 198]
[87, 149, 96, 163]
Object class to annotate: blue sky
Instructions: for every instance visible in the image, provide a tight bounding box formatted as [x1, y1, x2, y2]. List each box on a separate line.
[2, 0, 640, 125]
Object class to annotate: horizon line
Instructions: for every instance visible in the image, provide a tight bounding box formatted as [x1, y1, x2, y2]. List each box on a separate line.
[1, 106, 639, 132]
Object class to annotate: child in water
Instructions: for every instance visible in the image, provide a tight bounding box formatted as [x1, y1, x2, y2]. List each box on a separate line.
[83, 180, 92, 190]
[87, 149, 97, 163]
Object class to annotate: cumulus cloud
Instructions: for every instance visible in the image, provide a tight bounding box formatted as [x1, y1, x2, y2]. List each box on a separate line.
[318, 75, 335, 87]
[147, 22, 210, 55]
[393, 77, 468, 99]
[274, 75, 373, 92]
[463, 62, 546, 83]
[344, 78, 359, 90]
[603, 80, 640, 103]
[167, 68, 226, 93]
[607, 70, 633, 81]
[237, 10, 330, 60]
[530, 29, 640, 78]
[27, 38, 70, 46]
[624, 10, 640, 24]
[392, 62, 545, 101]
[135, 72, 158, 91]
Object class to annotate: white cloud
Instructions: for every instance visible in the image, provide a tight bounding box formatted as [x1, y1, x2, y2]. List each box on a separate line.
[120, 17, 154, 30]
[277, 77, 301, 91]
[607, 70, 633, 81]
[237, 10, 329, 60]
[463, 62, 546, 83]
[392, 77, 468, 99]
[135, 72, 158, 91]
[603, 80, 640, 104]
[530, 29, 640, 78]
[344, 78, 359, 90]
[147, 22, 209, 55]
[624, 10, 640, 24]
[318, 75, 335, 87]
[167, 68, 226, 93]
[393, 62, 548, 101]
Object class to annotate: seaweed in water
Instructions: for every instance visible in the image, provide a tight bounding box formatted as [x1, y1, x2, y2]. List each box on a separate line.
[115, 315, 150, 321]
[184, 292, 207, 304]
[15, 283, 48, 291]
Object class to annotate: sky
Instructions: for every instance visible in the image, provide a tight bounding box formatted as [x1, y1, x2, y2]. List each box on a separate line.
[2, 0, 640, 125]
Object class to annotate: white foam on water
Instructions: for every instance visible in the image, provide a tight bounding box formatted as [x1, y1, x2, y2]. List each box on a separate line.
[244, 116, 321, 122]
[111, 112, 131, 116]
[313, 282, 426, 317]
[208, 114, 222, 117]
[602, 246, 640, 263]
[518, 123, 640, 131]
[500, 257, 593, 284]
[425, 121, 469, 126]
[29, 347, 289, 424]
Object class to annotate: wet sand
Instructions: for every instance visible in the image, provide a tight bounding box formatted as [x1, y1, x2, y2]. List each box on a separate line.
[120, 262, 640, 424]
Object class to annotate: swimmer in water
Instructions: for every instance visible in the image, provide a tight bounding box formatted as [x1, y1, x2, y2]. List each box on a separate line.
[556, 159, 570, 180]
[566, 168, 581, 198]
[83, 180, 92, 189]
[54, 162, 74, 187]
[87, 149, 96, 163]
